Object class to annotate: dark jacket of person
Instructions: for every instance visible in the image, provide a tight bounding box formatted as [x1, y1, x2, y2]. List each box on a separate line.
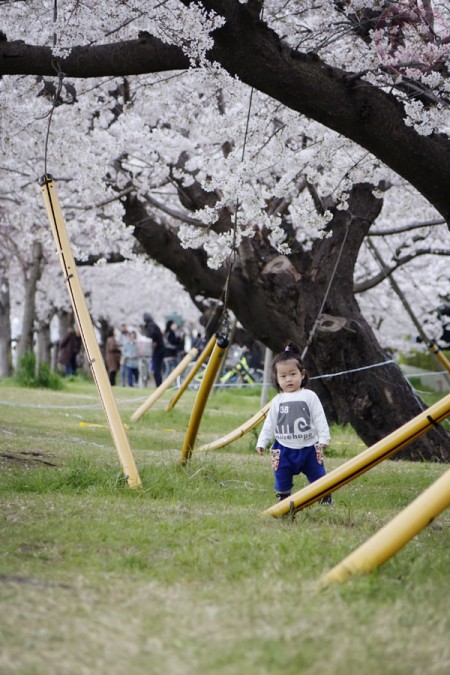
[143, 313, 164, 349]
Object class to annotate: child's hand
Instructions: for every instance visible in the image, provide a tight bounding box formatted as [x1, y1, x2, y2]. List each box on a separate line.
[315, 443, 326, 465]
[256, 446, 265, 455]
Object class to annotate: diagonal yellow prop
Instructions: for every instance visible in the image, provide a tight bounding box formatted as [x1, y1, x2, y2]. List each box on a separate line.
[40, 175, 141, 488]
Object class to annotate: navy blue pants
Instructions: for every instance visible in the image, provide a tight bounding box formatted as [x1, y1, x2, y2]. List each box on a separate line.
[271, 439, 326, 494]
[152, 346, 165, 387]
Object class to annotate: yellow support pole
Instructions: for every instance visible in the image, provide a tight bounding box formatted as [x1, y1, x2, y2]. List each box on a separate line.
[211, 318, 236, 393]
[428, 340, 450, 374]
[131, 347, 199, 422]
[39, 175, 141, 488]
[322, 466, 450, 585]
[180, 335, 229, 465]
[262, 393, 450, 518]
[165, 335, 216, 411]
[196, 402, 270, 453]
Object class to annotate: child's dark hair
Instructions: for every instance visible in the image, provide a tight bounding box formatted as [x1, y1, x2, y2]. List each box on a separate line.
[271, 342, 309, 391]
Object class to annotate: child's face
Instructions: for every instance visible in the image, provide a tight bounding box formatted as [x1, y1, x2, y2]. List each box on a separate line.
[276, 359, 304, 393]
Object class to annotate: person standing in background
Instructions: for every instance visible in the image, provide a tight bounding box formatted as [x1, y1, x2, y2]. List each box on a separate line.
[143, 313, 165, 387]
[58, 327, 78, 376]
[163, 320, 185, 376]
[117, 323, 129, 386]
[122, 330, 139, 387]
[105, 327, 122, 386]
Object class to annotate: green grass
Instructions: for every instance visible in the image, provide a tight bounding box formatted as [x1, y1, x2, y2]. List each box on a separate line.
[0, 378, 449, 675]
[399, 348, 450, 372]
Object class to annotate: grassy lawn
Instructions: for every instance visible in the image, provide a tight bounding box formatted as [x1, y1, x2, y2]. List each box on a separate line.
[0, 378, 449, 674]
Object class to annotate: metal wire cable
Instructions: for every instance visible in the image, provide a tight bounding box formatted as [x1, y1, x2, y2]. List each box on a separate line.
[43, 0, 64, 175]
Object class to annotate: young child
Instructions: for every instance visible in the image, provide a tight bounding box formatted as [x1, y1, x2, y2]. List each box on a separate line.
[256, 342, 332, 504]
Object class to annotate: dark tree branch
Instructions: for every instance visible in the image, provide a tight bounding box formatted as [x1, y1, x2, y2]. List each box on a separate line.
[355, 248, 450, 293]
[142, 192, 205, 226]
[0, 36, 189, 77]
[75, 252, 127, 266]
[370, 218, 447, 236]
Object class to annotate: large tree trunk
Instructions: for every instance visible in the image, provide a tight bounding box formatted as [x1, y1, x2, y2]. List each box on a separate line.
[16, 241, 44, 363]
[36, 320, 52, 370]
[125, 184, 450, 461]
[55, 310, 73, 368]
[0, 276, 12, 377]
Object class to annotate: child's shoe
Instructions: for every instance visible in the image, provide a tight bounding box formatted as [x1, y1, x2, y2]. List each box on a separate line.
[276, 492, 291, 502]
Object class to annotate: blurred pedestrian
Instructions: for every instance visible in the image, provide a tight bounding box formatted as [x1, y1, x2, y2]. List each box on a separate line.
[117, 323, 129, 386]
[163, 320, 185, 375]
[143, 313, 165, 386]
[122, 330, 139, 387]
[58, 327, 78, 376]
[105, 326, 122, 386]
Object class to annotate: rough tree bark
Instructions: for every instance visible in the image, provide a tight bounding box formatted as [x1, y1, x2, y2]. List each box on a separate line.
[16, 241, 44, 362]
[0, 276, 12, 377]
[36, 320, 52, 371]
[124, 183, 450, 462]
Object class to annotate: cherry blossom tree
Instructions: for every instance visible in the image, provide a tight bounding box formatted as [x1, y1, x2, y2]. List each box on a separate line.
[0, 1, 449, 458]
